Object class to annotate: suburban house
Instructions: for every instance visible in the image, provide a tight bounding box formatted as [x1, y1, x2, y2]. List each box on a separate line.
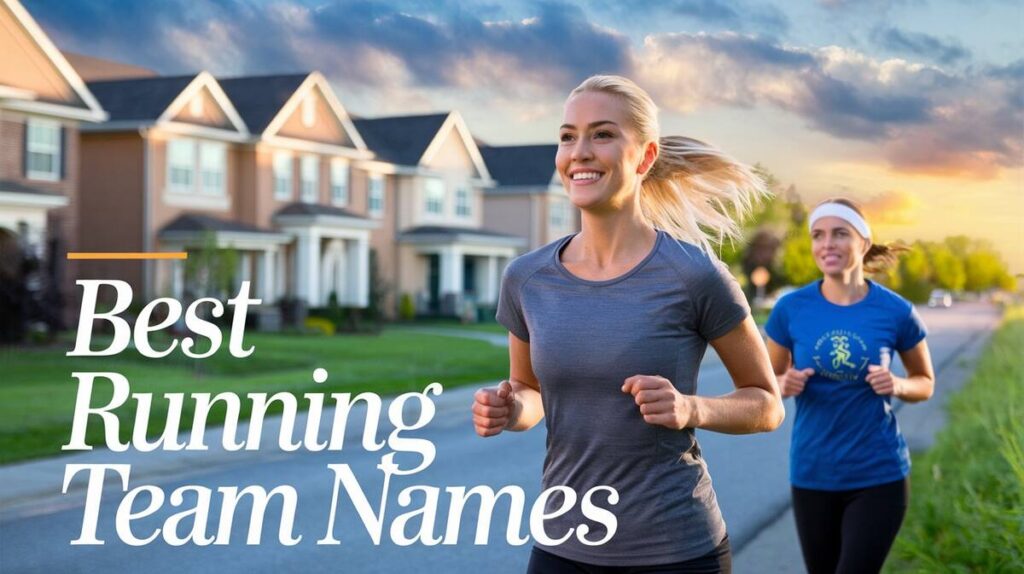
[75, 69, 387, 316]
[479, 144, 580, 251]
[353, 112, 524, 316]
[0, 0, 106, 327]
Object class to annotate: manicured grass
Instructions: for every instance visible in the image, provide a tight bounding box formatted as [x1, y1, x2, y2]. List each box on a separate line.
[0, 329, 508, 464]
[885, 306, 1024, 573]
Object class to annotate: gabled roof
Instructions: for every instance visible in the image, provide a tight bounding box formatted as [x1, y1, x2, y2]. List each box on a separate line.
[217, 74, 308, 134]
[1, 0, 106, 121]
[480, 144, 558, 187]
[218, 72, 366, 152]
[85, 71, 248, 134]
[352, 113, 449, 166]
[87, 75, 196, 122]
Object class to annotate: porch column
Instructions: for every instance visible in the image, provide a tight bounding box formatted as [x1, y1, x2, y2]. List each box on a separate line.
[237, 252, 252, 293]
[296, 228, 321, 306]
[484, 255, 498, 305]
[275, 248, 287, 299]
[259, 247, 276, 303]
[347, 236, 369, 308]
[439, 245, 463, 296]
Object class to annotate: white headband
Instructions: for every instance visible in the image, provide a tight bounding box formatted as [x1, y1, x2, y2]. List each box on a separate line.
[808, 203, 871, 239]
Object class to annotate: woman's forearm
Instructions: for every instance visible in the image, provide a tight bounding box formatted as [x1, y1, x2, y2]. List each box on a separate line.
[894, 374, 934, 403]
[506, 380, 544, 431]
[690, 386, 784, 434]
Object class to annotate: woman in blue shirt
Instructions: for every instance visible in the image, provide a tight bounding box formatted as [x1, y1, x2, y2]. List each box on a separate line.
[765, 198, 936, 574]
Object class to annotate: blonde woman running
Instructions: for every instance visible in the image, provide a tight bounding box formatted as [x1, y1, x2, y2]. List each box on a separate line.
[472, 75, 784, 573]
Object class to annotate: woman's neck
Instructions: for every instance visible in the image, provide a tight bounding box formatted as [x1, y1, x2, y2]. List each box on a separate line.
[569, 205, 655, 269]
[820, 268, 869, 305]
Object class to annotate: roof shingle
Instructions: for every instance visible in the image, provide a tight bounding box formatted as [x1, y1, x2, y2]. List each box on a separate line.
[352, 113, 449, 166]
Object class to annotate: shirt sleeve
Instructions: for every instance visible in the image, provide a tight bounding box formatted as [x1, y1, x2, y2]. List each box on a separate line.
[495, 261, 530, 342]
[694, 260, 751, 341]
[764, 297, 792, 348]
[896, 305, 928, 352]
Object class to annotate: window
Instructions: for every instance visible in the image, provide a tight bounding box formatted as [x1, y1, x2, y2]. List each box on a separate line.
[26, 119, 61, 181]
[167, 138, 195, 193]
[199, 142, 226, 195]
[368, 174, 384, 216]
[274, 152, 293, 200]
[330, 160, 349, 206]
[424, 178, 445, 215]
[550, 196, 568, 228]
[455, 186, 471, 217]
[300, 155, 319, 203]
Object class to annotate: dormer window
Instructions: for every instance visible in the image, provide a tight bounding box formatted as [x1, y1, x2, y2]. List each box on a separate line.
[455, 186, 471, 217]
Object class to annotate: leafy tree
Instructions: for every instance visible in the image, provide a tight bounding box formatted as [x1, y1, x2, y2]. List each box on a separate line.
[898, 245, 932, 302]
[924, 242, 966, 291]
[779, 229, 819, 286]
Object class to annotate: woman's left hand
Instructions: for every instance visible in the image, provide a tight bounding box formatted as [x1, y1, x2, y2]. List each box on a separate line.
[866, 365, 902, 396]
[622, 375, 696, 430]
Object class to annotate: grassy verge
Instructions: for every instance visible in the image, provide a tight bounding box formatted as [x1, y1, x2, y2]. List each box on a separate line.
[885, 306, 1024, 572]
[0, 329, 508, 464]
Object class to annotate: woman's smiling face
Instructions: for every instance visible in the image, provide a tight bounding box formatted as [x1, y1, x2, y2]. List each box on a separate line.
[810, 216, 871, 276]
[555, 90, 650, 211]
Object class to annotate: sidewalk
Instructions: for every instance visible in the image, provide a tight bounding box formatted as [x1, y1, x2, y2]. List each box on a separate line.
[733, 315, 998, 573]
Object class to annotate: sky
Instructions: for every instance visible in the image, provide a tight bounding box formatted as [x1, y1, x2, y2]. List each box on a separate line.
[25, 0, 1024, 273]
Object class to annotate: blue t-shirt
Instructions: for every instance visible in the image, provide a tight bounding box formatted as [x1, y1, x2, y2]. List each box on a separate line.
[765, 280, 927, 490]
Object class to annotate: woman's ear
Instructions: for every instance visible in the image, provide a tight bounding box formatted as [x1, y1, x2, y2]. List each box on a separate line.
[638, 140, 658, 175]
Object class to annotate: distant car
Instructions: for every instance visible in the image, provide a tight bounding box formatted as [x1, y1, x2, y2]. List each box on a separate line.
[928, 289, 953, 308]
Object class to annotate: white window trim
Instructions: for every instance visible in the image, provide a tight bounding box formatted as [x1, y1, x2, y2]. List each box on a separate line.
[273, 151, 293, 201]
[330, 159, 350, 207]
[166, 138, 196, 195]
[424, 178, 445, 216]
[368, 174, 384, 218]
[300, 155, 319, 203]
[550, 197, 568, 228]
[455, 185, 471, 218]
[198, 141, 226, 196]
[25, 118, 61, 182]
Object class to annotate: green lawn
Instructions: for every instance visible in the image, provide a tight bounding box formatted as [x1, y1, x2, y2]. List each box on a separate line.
[885, 306, 1024, 572]
[0, 329, 508, 464]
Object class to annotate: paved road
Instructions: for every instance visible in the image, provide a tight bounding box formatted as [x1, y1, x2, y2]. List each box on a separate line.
[0, 303, 1001, 573]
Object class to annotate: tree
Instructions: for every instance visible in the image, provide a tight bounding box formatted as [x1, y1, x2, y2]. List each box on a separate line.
[898, 245, 932, 302]
[924, 242, 966, 291]
[964, 250, 1006, 292]
[779, 230, 819, 286]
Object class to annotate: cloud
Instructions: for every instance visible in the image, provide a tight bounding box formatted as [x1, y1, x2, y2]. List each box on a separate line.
[23, 0, 1021, 179]
[636, 33, 1021, 178]
[871, 26, 971, 65]
[860, 189, 919, 225]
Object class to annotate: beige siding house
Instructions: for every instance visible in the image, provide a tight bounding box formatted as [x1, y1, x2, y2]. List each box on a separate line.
[480, 144, 580, 251]
[0, 0, 106, 323]
[354, 113, 524, 316]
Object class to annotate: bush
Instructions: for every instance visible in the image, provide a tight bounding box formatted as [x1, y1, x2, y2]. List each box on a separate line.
[303, 316, 335, 336]
[399, 293, 416, 321]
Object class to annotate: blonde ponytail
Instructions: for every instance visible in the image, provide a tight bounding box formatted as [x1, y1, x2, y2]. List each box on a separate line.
[571, 75, 769, 253]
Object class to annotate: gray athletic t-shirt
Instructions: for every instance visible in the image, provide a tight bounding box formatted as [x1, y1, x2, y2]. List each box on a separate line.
[496, 229, 749, 566]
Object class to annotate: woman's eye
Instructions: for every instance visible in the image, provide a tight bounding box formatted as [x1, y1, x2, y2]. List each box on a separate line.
[595, 131, 613, 139]
[559, 133, 575, 143]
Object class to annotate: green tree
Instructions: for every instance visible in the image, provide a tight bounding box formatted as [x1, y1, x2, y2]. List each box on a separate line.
[779, 230, 819, 286]
[898, 245, 932, 302]
[964, 250, 1006, 292]
[924, 242, 966, 291]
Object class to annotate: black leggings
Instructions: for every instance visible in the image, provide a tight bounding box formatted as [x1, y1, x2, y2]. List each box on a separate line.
[526, 535, 731, 574]
[792, 478, 909, 574]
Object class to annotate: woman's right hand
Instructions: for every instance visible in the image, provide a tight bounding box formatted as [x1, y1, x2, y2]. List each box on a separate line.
[780, 368, 815, 397]
[472, 380, 519, 437]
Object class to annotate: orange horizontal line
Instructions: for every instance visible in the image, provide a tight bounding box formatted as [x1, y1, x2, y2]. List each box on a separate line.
[67, 252, 188, 260]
